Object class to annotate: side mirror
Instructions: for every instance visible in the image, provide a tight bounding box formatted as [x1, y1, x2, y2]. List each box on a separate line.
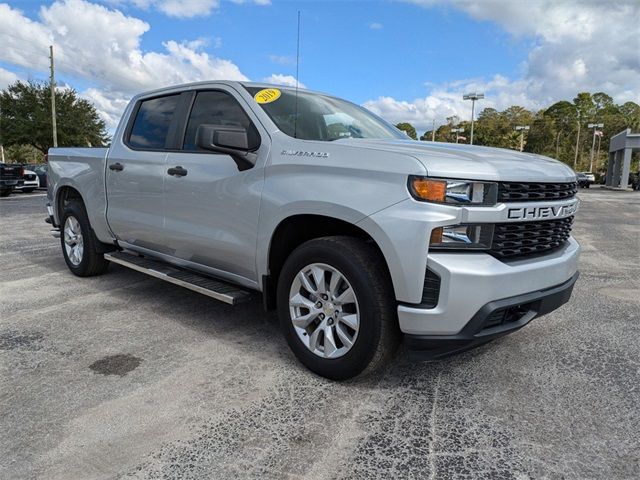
[196, 124, 250, 153]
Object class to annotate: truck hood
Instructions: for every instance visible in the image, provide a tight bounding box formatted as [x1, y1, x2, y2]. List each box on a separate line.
[336, 139, 576, 182]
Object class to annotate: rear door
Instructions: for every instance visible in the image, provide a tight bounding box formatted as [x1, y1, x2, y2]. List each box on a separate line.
[163, 88, 268, 282]
[106, 93, 183, 252]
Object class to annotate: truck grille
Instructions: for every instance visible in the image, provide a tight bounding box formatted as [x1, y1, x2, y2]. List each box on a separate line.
[1, 165, 22, 180]
[490, 216, 573, 259]
[481, 302, 534, 330]
[498, 182, 577, 202]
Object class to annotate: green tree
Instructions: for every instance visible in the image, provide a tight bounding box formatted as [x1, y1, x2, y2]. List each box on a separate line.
[395, 122, 417, 140]
[4, 144, 43, 164]
[0, 80, 109, 154]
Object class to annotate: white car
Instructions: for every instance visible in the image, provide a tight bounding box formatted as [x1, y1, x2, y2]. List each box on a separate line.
[16, 169, 40, 193]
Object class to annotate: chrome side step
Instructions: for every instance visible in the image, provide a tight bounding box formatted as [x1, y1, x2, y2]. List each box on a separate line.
[104, 251, 252, 305]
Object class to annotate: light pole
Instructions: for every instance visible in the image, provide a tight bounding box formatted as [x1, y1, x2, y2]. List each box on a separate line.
[463, 92, 484, 145]
[515, 125, 530, 152]
[588, 123, 603, 173]
[431, 119, 436, 142]
[451, 128, 464, 144]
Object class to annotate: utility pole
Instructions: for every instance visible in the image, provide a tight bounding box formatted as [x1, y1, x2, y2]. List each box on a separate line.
[588, 123, 603, 173]
[431, 119, 436, 142]
[515, 125, 530, 152]
[573, 115, 581, 170]
[0, 104, 4, 163]
[49, 45, 58, 148]
[463, 92, 484, 145]
[451, 128, 464, 144]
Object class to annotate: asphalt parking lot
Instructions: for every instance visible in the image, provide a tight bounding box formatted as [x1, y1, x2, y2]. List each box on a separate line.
[1, 189, 639, 480]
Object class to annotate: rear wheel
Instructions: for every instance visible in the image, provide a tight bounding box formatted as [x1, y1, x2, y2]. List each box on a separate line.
[277, 236, 399, 380]
[60, 199, 110, 277]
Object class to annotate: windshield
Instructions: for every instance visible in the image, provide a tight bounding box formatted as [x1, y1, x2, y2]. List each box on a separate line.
[245, 86, 405, 141]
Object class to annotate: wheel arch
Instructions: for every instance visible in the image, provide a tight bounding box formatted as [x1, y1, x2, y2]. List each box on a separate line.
[262, 214, 396, 310]
[56, 184, 84, 222]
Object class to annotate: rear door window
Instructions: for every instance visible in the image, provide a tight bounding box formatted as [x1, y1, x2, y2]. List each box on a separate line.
[128, 94, 181, 149]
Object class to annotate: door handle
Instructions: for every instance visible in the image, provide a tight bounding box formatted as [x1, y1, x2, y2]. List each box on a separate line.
[167, 166, 188, 177]
[109, 162, 124, 172]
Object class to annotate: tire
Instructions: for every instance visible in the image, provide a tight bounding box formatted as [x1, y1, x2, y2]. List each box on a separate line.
[277, 236, 400, 380]
[22, 188, 35, 193]
[0, 188, 12, 197]
[586, 184, 590, 189]
[60, 199, 110, 277]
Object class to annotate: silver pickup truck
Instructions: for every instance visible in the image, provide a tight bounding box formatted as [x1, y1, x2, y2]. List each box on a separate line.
[47, 81, 580, 379]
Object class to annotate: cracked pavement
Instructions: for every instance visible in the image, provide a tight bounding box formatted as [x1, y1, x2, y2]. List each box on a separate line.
[1, 189, 639, 479]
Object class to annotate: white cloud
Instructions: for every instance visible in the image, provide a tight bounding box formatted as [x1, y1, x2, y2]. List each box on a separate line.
[129, 0, 269, 18]
[268, 54, 295, 66]
[369, 22, 383, 30]
[0, 0, 249, 129]
[364, 75, 537, 131]
[0, 67, 19, 90]
[263, 74, 306, 89]
[152, 0, 219, 18]
[369, 0, 640, 132]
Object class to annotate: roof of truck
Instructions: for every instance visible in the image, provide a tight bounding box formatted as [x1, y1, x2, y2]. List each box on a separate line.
[131, 80, 322, 101]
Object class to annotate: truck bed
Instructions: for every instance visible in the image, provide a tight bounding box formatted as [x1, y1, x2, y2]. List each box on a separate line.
[47, 147, 112, 242]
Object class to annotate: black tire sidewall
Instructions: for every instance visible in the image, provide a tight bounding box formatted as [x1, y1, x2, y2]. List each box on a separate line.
[277, 240, 385, 379]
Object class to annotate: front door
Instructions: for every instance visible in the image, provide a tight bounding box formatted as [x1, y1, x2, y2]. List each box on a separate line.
[163, 89, 267, 283]
[106, 93, 183, 252]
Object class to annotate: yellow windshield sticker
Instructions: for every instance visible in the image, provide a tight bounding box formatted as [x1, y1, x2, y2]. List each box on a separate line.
[254, 88, 281, 104]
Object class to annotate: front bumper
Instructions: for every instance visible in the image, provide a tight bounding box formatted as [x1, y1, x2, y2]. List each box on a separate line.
[398, 236, 580, 335]
[1, 180, 23, 188]
[405, 271, 578, 360]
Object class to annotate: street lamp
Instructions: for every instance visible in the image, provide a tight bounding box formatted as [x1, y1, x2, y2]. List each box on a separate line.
[451, 128, 464, 144]
[463, 92, 484, 145]
[515, 125, 530, 152]
[588, 123, 604, 173]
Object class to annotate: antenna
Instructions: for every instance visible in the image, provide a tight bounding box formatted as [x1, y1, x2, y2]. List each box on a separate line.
[293, 10, 300, 138]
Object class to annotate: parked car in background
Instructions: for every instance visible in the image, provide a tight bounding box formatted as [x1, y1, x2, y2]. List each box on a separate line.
[577, 172, 595, 188]
[0, 163, 24, 197]
[16, 168, 40, 193]
[23, 164, 48, 188]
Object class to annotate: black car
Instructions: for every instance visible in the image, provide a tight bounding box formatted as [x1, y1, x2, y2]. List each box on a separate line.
[0, 163, 24, 197]
[577, 172, 594, 188]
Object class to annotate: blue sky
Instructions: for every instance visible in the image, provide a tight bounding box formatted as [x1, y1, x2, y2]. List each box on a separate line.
[1, 0, 638, 132]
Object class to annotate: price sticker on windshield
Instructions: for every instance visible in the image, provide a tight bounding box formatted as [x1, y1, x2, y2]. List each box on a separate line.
[254, 88, 281, 104]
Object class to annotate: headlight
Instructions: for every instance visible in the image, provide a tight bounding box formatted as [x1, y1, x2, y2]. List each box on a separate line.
[430, 224, 494, 250]
[408, 176, 498, 205]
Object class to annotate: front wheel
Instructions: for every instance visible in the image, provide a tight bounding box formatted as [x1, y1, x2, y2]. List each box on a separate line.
[22, 188, 35, 193]
[0, 188, 12, 197]
[277, 236, 399, 380]
[60, 199, 110, 277]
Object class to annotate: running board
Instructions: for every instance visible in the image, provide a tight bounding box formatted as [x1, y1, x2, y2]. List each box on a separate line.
[104, 251, 252, 305]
